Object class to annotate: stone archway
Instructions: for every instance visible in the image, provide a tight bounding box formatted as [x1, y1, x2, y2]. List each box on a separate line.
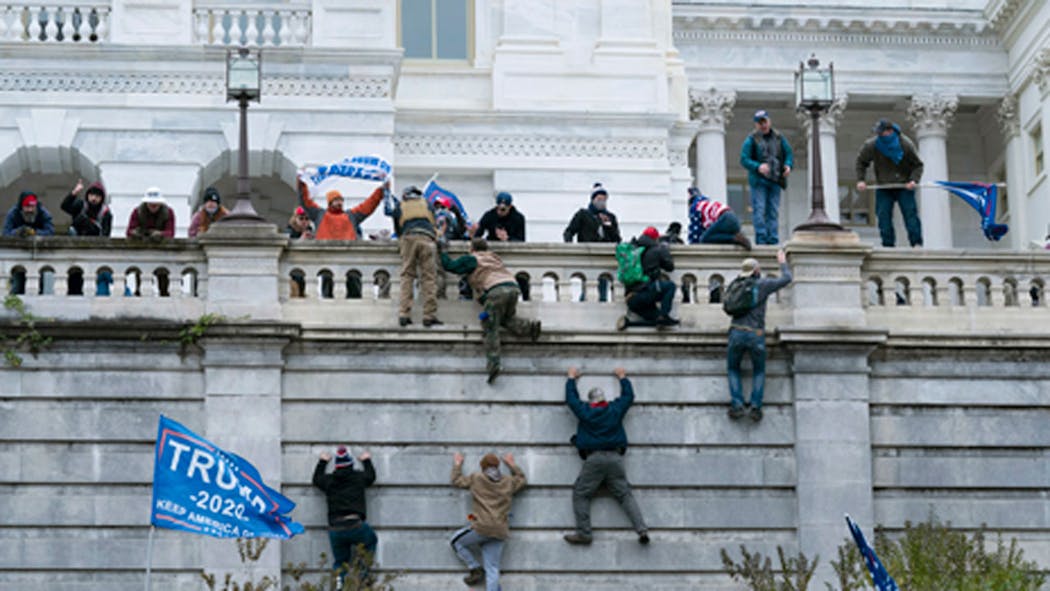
[196, 149, 300, 229]
[0, 145, 102, 235]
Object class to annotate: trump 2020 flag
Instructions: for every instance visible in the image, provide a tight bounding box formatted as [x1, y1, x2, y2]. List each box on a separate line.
[150, 415, 304, 539]
[298, 154, 391, 203]
[846, 514, 899, 591]
[935, 181, 1009, 241]
[423, 178, 472, 225]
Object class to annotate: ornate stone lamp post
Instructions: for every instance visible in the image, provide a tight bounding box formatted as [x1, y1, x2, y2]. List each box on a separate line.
[794, 55, 846, 232]
[220, 47, 266, 223]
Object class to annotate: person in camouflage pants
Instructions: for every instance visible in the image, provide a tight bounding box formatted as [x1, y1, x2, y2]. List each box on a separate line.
[441, 238, 541, 384]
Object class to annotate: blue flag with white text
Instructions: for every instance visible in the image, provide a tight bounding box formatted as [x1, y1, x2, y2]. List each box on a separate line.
[150, 415, 304, 539]
[423, 179, 472, 225]
[846, 514, 899, 591]
[935, 181, 1009, 241]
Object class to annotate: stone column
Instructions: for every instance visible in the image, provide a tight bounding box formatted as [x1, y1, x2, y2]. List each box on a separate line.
[907, 94, 958, 249]
[198, 222, 288, 321]
[782, 233, 884, 587]
[998, 95, 1027, 249]
[669, 120, 702, 217]
[688, 88, 736, 203]
[796, 96, 848, 223]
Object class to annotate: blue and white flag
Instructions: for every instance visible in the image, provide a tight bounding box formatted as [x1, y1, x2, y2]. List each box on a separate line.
[935, 181, 1009, 241]
[150, 415, 304, 539]
[423, 178, 472, 225]
[846, 514, 899, 591]
[298, 155, 392, 203]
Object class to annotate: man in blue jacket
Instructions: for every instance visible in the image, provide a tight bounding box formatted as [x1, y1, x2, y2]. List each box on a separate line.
[563, 366, 649, 546]
[740, 110, 793, 245]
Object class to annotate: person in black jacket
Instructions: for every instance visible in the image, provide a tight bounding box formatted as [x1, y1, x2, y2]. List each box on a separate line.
[61, 179, 112, 236]
[563, 183, 621, 244]
[312, 446, 378, 581]
[619, 226, 679, 330]
[563, 366, 649, 546]
[474, 191, 526, 242]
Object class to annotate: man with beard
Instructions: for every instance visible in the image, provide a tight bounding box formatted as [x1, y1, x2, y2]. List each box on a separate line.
[61, 179, 112, 237]
[4, 191, 54, 237]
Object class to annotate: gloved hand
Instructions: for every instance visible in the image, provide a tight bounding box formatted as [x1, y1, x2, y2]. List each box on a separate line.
[18, 227, 35, 237]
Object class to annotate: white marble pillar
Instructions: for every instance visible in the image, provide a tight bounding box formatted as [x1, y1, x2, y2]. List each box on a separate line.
[796, 96, 848, 223]
[907, 94, 958, 249]
[688, 88, 736, 203]
[998, 95, 1027, 249]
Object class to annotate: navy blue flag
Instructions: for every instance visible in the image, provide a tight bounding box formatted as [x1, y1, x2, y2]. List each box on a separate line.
[935, 181, 1009, 241]
[150, 415, 304, 539]
[423, 179, 472, 226]
[846, 514, 900, 591]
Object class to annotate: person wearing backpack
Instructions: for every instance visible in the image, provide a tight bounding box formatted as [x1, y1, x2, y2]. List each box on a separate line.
[617, 226, 678, 330]
[740, 110, 793, 245]
[722, 249, 792, 422]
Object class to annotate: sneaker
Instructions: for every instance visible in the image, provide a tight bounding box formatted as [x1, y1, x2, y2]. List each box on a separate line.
[616, 315, 628, 331]
[530, 320, 542, 342]
[423, 318, 443, 327]
[732, 232, 753, 250]
[728, 405, 746, 420]
[398, 316, 412, 327]
[638, 531, 651, 545]
[563, 533, 593, 545]
[750, 406, 764, 422]
[487, 364, 501, 384]
[463, 567, 485, 585]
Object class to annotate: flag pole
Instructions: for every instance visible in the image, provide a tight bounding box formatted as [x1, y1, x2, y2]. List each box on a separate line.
[864, 182, 1007, 190]
[144, 525, 155, 591]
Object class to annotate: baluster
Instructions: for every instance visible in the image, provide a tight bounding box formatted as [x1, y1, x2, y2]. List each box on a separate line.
[0, 7, 10, 41]
[261, 10, 275, 46]
[196, 274, 208, 299]
[93, 7, 107, 41]
[243, 10, 259, 46]
[73, 6, 86, 41]
[52, 270, 68, 296]
[209, 9, 224, 45]
[25, 267, 41, 295]
[59, 6, 73, 41]
[228, 10, 243, 46]
[557, 276, 573, 303]
[141, 270, 157, 298]
[43, 6, 58, 41]
[28, 6, 43, 41]
[333, 270, 348, 299]
[194, 10, 210, 44]
[292, 10, 308, 45]
[302, 269, 318, 299]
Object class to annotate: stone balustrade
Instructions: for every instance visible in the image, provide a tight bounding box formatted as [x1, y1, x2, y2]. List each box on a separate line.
[0, 2, 110, 43]
[3, 235, 1049, 336]
[193, 2, 311, 47]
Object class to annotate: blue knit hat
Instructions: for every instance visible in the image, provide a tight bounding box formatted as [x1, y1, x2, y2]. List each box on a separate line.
[334, 446, 354, 470]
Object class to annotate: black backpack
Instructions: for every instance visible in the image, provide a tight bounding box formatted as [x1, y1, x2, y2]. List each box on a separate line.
[722, 275, 760, 317]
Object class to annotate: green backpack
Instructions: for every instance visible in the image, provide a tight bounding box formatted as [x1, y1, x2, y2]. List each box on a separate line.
[615, 242, 647, 287]
[722, 275, 760, 317]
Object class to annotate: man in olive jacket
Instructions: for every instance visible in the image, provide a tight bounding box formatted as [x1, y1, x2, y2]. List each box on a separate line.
[312, 446, 377, 579]
[856, 118, 925, 247]
[450, 452, 527, 590]
[563, 366, 649, 546]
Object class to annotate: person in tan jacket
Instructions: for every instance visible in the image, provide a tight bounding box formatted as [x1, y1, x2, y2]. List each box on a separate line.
[441, 237, 541, 384]
[450, 452, 526, 590]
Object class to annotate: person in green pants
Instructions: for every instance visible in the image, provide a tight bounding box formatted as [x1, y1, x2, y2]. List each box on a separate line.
[440, 237, 541, 383]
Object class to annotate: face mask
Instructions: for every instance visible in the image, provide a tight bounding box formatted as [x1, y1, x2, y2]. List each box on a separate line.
[483, 466, 502, 482]
[591, 199, 607, 211]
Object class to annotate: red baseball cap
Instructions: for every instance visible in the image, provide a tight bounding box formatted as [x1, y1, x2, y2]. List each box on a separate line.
[20, 192, 37, 207]
[642, 226, 660, 240]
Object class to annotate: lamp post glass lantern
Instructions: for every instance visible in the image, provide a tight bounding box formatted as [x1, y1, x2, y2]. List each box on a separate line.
[793, 54, 846, 232]
[220, 47, 265, 223]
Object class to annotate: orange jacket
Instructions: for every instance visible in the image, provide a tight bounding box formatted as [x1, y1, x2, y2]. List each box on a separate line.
[300, 185, 384, 240]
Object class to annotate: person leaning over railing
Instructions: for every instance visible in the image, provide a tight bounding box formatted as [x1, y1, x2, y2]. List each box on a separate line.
[126, 188, 175, 242]
[4, 191, 54, 239]
[564, 183, 621, 302]
[187, 186, 228, 238]
[61, 179, 111, 237]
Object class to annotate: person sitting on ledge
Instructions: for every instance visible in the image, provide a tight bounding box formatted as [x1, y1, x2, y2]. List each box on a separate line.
[686, 187, 752, 249]
[4, 190, 54, 238]
[617, 226, 679, 330]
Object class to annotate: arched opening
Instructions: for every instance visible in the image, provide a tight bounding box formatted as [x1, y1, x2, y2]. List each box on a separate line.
[195, 149, 299, 231]
[1003, 278, 1019, 307]
[948, 277, 964, 306]
[1030, 279, 1045, 308]
[921, 277, 937, 307]
[38, 266, 55, 295]
[346, 270, 363, 300]
[681, 273, 697, 304]
[373, 270, 391, 300]
[67, 266, 84, 296]
[708, 274, 725, 305]
[541, 273, 559, 302]
[0, 145, 103, 236]
[570, 273, 586, 302]
[975, 277, 991, 307]
[893, 276, 910, 306]
[288, 268, 306, 298]
[866, 277, 884, 307]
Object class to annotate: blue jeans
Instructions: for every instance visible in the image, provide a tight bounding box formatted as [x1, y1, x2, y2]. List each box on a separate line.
[727, 328, 767, 410]
[750, 182, 781, 245]
[328, 522, 379, 580]
[700, 212, 742, 244]
[875, 189, 923, 247]
[451, 526, 505, 591]
[627, 280, 676, 322]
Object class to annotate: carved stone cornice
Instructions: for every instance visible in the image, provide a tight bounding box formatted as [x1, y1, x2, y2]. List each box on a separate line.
[394, 135, 668, 160]
[907, 94, 958, 138]
[795, 95, 849, 136]
[985, 0, 1027, 32]
[1035, 47, 1050, 98]
[997, 94, 1020, 139]
[0, 71, 392, 98]
[688, 88, 736, 132]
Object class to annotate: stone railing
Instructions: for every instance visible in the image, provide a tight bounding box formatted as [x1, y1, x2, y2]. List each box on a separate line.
[193, 2, 310, 47]
[4, 235, 1050, 334]
[0, 2, 110, 43]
